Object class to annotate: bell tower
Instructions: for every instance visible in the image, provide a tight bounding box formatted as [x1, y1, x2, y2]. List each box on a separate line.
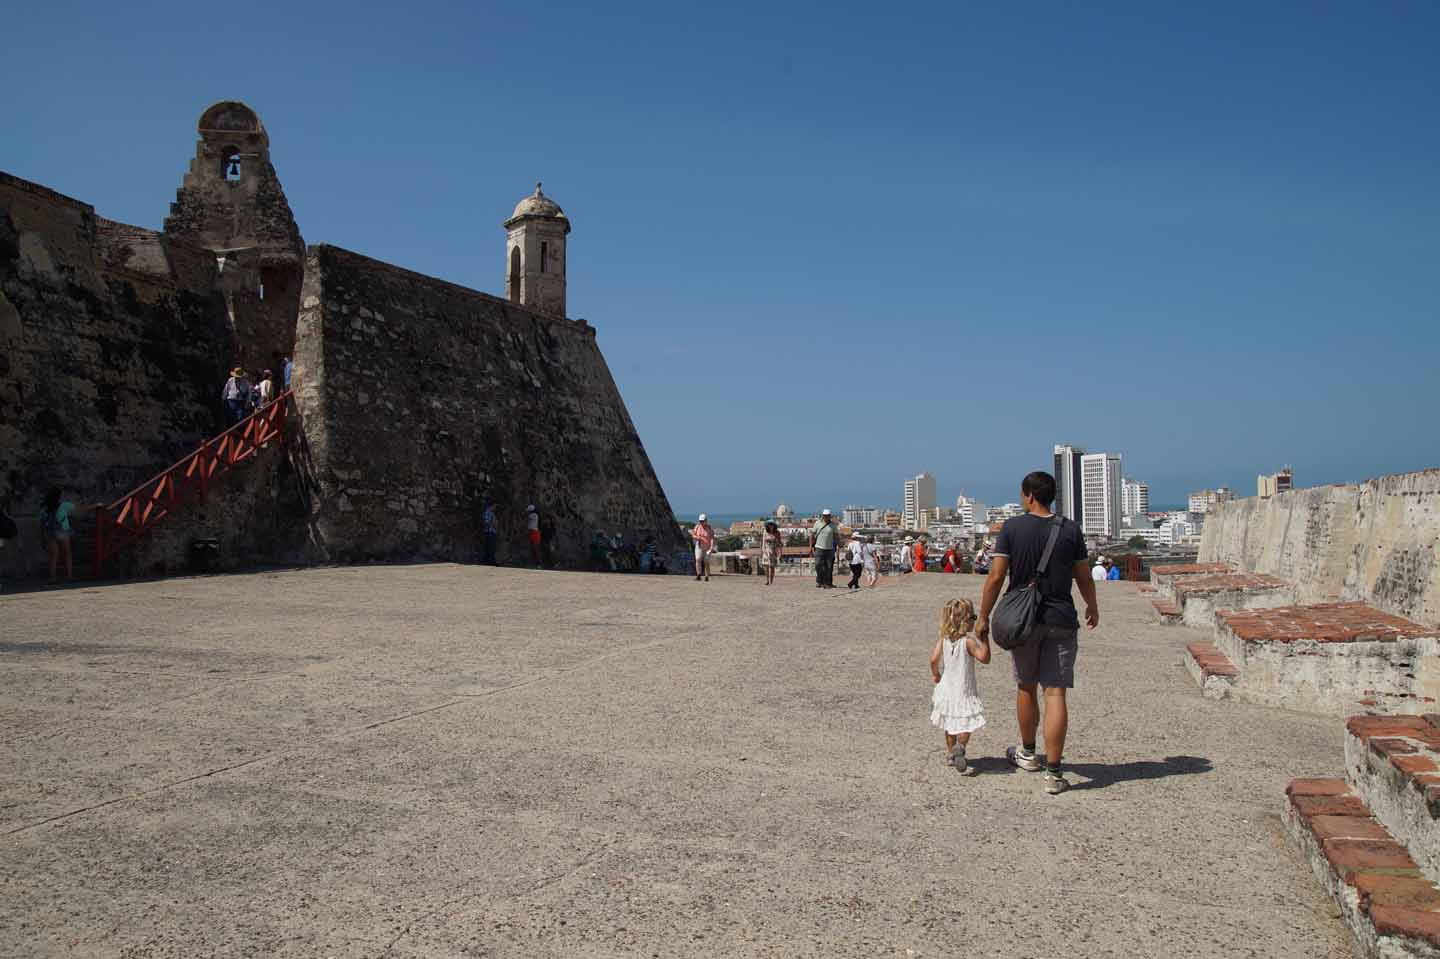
[504, 182, 570, 317]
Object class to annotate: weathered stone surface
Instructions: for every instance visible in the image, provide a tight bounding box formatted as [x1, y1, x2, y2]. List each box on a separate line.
[0, 172, 238, 579]
[1172, 572, 1297, 628]
[0, 566, 1356, 956]
[1199, 470, 1440, 630]
[293, 245, 679, 568]
[1211, 603, 1440, 716]
[1346, 715, 1440, 884]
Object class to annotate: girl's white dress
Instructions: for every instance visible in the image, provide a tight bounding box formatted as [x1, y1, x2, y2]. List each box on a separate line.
[930, 637, 986, 734]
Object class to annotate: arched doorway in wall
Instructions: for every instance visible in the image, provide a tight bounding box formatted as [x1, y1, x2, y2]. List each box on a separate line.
[509, 247, 521, 302]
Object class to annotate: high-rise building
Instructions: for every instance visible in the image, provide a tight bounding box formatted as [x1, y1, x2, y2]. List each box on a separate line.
[843, 506, 881, 527]
[956, 494, 988, 529]
[1052, 444, 1085, 524]
[1258, 468, 1294, 498]
[1081, 452, 1123, 539]
[903, 472, 936, 531]
[1121, 478, 1149, 517]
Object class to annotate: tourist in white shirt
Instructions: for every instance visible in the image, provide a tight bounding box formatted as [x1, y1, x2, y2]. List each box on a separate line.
[1091, 557, 1108, 582]
[845, 533, 865, 591]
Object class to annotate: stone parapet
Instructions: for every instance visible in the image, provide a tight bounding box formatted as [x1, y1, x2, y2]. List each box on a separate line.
[1345, 715, 1440, 884]
[1172, 573, 1297, 628]
[1150, 562, 1232, 600]
[1213, 604, 1440, 715]
[1284, 777, 1440, 958]
[1183, 641, 1239, 699]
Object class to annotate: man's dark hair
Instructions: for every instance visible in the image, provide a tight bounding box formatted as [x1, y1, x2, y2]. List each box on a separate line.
[1021, 471, 1057, 508]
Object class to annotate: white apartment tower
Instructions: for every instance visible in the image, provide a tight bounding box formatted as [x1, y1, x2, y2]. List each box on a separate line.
[903, 472, 936, 531]
[1121, 478, 1149, 517]
[1052, 444, 1085, 524]
[956, 494, 988, 529]
[1081, 452, 1123, 539]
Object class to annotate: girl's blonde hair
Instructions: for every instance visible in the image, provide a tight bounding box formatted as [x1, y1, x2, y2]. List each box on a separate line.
[940, 598, 977, 640]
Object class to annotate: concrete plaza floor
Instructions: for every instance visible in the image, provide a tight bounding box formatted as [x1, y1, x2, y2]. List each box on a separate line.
[2, 565, 1355, 957]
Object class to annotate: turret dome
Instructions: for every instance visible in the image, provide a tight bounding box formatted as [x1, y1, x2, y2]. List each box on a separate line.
[507, 182, 567, 224]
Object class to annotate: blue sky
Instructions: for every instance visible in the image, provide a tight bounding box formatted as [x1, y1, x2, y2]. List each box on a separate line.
[6, 1, 1437, 512]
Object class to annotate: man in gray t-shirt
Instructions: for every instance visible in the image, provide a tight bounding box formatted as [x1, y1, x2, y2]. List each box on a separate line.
[977, 470, 1099, 796]
[808, 509, 839, 589]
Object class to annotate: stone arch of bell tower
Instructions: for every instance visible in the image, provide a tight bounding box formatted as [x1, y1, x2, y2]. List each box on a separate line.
[503, 182, 570, 317]
[164, 100, 305, 368]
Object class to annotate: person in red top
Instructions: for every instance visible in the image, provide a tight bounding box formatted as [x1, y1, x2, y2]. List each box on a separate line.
[912, 538, 927, 573]
[691, 514, 716, 582]
[942, 546, 958, 573]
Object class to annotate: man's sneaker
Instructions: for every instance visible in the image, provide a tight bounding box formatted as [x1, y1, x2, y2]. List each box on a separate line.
[1044, 770, 1070, 795]
[1007, 746, 1043, 772]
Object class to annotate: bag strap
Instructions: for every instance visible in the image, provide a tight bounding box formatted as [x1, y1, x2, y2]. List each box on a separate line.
[1035, 516, 1064, 576]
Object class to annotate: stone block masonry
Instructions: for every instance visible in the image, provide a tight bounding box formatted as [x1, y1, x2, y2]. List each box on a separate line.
[1172, 572, 1296, 628]
[1200, 469, 1440, 629]
[0, 172, 240, 578]
[293, 245, 680, 568]
[1213, 603, 1440, 715]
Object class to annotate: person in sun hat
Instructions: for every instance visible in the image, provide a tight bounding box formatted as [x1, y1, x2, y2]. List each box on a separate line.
[691, 514, 716, 581]
[1092, 555, 1108, 582]
[808, 509, 839, 588]
[899, 535, 915, 575]
[221, 367, 250, 425]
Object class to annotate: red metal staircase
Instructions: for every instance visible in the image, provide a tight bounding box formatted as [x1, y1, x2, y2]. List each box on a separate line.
[92, 391, 295, 576]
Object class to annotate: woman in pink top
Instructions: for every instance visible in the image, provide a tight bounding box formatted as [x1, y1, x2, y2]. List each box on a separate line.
[691, 515, 716, 582]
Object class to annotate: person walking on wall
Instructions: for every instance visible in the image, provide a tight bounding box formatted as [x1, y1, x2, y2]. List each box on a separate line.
[942, 545, 958, 573]
[526, 504, 542, 567]
[912, 536, 928, 573]
[40, 486, 99, 584]
[1092, 556, 1108, 582]
[221, 367, 250, 425]
[808, 509, 839, 589]
[760, 520, 782, 586]
[691, 514, 716, 581]
[862, 533, 879, 587]
[976, 470, 1098, 796]
[898, 536, 914, 575]
[481, 502, 499, 566]
[845, 532, 865, 591]
[1106, 557, 1121, 581]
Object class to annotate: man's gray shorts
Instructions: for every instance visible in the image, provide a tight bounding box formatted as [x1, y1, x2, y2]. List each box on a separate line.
[1010, 625, 1079, 688]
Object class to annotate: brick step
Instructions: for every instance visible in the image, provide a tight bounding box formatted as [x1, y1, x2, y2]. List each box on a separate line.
[1171, 573, 1296, 628]
[1345, 715, 1440, 884]
[1151, 598, 1181, 624]
[1285, 778, 1440, 957]
[1183, 641, 1239, 698]
[1150, 562, 1232, 600]
[1136, 583, 1156, 593]
[1213, 603, 1440, 715]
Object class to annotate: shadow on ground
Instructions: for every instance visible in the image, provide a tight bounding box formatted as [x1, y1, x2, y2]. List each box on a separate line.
[1066, 755, 1214, 791]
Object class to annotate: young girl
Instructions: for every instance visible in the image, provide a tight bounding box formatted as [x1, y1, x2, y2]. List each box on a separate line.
[760, 521, 782, 586]
[929, 598, 990, 774]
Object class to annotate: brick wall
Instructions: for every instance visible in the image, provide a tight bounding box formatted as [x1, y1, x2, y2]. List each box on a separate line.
[291, 245, 680, 568]
[1199, 469, 1440, 628]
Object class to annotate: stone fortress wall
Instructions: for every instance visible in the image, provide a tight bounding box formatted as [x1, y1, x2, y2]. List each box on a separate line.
[0, 173, 244, 576]
[294, 245, 680, 567]
[1198, 468, 1440, 629]
[0, 101, 680, 577]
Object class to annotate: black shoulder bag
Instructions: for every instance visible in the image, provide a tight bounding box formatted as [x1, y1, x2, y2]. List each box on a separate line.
[990, 516, 1063, 651]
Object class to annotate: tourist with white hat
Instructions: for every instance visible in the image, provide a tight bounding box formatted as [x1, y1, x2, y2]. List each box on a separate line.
[898, 536, 915, 575]
[844, 531, 866, 590]
[691, 514, 716, 581]
[1091, 556, 1108, 582]
[808, 509, 839, 589]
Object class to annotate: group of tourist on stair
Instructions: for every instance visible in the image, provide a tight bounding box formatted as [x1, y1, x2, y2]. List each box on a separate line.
[220, 357, 291, 426]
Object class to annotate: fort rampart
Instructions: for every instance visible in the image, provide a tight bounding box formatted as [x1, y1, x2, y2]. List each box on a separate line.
[1198, 469, 1440, 629]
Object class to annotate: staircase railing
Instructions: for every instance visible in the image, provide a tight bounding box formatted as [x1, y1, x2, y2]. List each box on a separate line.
[93, 390, 295, 576]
